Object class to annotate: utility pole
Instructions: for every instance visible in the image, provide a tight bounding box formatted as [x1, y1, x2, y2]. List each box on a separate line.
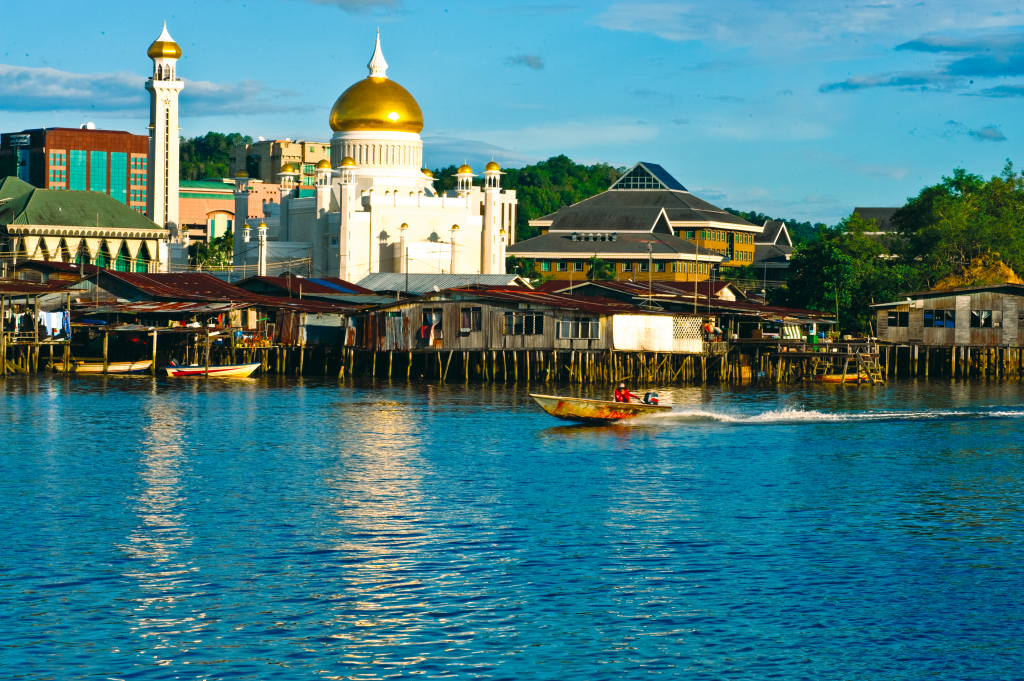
[647, 241, 653, 308]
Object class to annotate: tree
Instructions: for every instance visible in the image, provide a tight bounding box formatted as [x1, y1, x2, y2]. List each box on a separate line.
[189, 229, 234, 269]
[724, 208, 827, 246]
[433, 155, 623, 242]
[587, 256, 614, 281]
[179, 132, 253, 180]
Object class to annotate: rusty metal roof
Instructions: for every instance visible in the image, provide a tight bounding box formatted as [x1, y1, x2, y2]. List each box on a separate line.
[234, 275, 375, 295]
[75, 301, 251, 315]
[0, 278, 73, 294]
[440, 288, 643, 315]
[15, 260, 99, 276]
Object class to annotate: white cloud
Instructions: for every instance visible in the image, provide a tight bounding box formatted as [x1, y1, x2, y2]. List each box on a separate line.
[453, 121, 660, 152]
[421, 135, 539, 168]
[0, 63, 299, 117]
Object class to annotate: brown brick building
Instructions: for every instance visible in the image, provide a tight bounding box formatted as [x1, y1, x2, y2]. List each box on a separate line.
[0, 126, 150, 215]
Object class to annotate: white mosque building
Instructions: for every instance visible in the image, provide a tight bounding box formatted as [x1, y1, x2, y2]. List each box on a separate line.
[233, 33, 518, 279]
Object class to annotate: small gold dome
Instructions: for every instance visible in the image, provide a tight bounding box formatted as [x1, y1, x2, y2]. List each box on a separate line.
[234, 169, 249, 178]
[280, 163, 296, 174]
[457, 164, 473, 174]
[451, 224, 460, 231]
[147, 24, 182, 60]
[259, 222, 267, 228]
[315, 159, 331, 170]
[340, 156, 356, 167]
[485, 161, 500, 172]
[329, 77, 424, 133]
[422, 168, 434, 177]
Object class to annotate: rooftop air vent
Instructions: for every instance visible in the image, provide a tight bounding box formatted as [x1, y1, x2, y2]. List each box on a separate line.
[571, 232, 578, 241]
[611, 232, 618, 241]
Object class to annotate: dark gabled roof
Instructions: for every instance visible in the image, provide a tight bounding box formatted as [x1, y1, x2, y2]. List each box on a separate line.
[507, 229, 722, 259]
[756, 220, 792, 246]
[753, 243, 792, 265]
[0, 177, 163, 232]
[548, 206, 673, 233]
[435, 288, 641, 315]
[235, 275, 374, 296]
[532, 188, 756, 229]
[853, 207, 899, 232]
[0, 277, 71, 294]
[15, 259, 99, 276]
[888, 282, 1024, 300]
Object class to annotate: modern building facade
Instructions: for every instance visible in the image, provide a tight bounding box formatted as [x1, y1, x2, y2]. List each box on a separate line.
[233, 33, 518, 280]
[513, 162, 748, 281]
[0, 126, 150, 213]
[229, 139, 331, 186]
[179, 179, 236, 244]
[146, 23, 184, 235]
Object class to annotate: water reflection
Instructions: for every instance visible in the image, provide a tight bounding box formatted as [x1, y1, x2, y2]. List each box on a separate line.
[117, 396, 199, 662]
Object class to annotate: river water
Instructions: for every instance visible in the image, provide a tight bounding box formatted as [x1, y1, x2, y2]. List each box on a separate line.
[2, 376, 1022, 679]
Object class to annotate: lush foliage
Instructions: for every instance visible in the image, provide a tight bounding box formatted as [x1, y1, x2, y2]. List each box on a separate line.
[890, 163, 1024, 288]
[180, 132, 252, 181]
[432, 155, 623, 241]
[781, 212, 925, 332]
[723, 208, 825, 246]
[188, 229, 234, 269]
[587, 256, 615, 281]
[775, 162, 1024, 332]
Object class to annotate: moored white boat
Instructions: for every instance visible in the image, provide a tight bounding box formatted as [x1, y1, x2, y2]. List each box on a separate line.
[529, 393, 670, 423]
[55, 360, 154, 374]
[164, 363, 261, 378]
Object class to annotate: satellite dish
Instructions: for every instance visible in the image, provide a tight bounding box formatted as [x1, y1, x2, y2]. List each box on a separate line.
[433, 285, 440, 292]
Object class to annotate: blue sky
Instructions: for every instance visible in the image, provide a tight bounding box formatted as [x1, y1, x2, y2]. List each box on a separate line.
[1, 0, 1022, 224]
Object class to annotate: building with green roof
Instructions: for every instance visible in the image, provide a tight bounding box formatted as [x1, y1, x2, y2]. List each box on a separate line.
[0, 176, 170, 276]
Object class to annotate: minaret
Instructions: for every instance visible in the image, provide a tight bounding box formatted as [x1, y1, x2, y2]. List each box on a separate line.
[482, 161, 502, 274]
[145, 23, 184, 234]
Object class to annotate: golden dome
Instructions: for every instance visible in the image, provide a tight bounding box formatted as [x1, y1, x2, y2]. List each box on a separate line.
[451, 224, 460, 231]
[457, 164, 473, 174]
[315, 159, 331, 169]
[485, 161, 500, 172]
[329, 77, 424, 133]
[340, 156, 356, 167]
[422, 168, 434, 177]
[280, 163, 296, 174]
[234, 169, 249, 178]
[147, 23, 182, 60]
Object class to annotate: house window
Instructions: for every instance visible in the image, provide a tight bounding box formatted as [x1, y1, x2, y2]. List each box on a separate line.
[573, 261, 585, 271]
[970, 310, 994, 328]
[329, 236, 339, 247]
[654, 262, 666, 272]
[924, 310, 956, 328]
[504, 312, 545, 335]
[701, 230, 706, 240]
[558, 317, 601, 340]
[639, 261, 649, 272]
[540, 260, 551, 272]
[422, 308, 443, 330]
[461, 307, 482, 332]
[557, 261, 568, 271]
[887, 311, 910, 328]
[686, 230, 695, 239]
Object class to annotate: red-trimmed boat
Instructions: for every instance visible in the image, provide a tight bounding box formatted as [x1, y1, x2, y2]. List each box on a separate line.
[164, 363, 261, 378]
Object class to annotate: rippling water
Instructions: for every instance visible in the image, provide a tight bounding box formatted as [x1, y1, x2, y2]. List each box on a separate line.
[2, 376, 1023, 679]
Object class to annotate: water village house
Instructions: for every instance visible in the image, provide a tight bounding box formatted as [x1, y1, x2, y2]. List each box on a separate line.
[510, 162, 763, 281]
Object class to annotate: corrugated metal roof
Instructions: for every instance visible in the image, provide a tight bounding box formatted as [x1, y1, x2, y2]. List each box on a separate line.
[235, 275, 375, 295]
[77, 301, 251, 314]
[0, 278, 72, 294]
[439, 288, 641, 315]
[16, 259, 99, 276]
[357, 273, 529, 294]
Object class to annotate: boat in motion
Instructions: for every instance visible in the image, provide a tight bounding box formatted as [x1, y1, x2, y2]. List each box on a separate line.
[164, 362, 261, 378]
[530, 393, 671, 423]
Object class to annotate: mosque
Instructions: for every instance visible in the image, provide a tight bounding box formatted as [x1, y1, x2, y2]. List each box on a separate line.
[232, 33, 519, 279]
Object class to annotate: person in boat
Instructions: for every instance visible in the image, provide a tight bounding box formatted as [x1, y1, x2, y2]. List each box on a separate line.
[614, 383, 638, 403]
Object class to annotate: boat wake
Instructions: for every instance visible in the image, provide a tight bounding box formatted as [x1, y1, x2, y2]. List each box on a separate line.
[645, 406, 1024, 425]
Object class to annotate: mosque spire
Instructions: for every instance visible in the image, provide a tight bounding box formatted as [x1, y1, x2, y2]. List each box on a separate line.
[367, 29, 388, 78]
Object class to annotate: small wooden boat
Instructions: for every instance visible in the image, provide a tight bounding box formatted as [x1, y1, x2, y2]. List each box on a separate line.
[164, 363, 261, 378]
[55, 359, 153, 374]
[530, 393, 670, 423]
[814, 372, 871, 384]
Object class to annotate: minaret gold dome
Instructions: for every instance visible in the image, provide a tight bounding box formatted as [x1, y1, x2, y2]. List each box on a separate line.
[457, 164, 473, 174]
[328, 32, 424, 134]
[315, 159, 331, 169]
[147, 23, 182, 59]
[340, 156, 356, 167]
[235, 169, 249, 178]
[485, 161, 501, 172]
[280, 163, 296, 173]
[421, 168, 434, 177]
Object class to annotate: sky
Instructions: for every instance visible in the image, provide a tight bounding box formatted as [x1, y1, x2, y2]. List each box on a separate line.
[1, 0, 1022, 224]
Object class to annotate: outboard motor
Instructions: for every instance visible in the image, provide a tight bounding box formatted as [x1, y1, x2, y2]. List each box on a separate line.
[643, 392, 659, 405]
